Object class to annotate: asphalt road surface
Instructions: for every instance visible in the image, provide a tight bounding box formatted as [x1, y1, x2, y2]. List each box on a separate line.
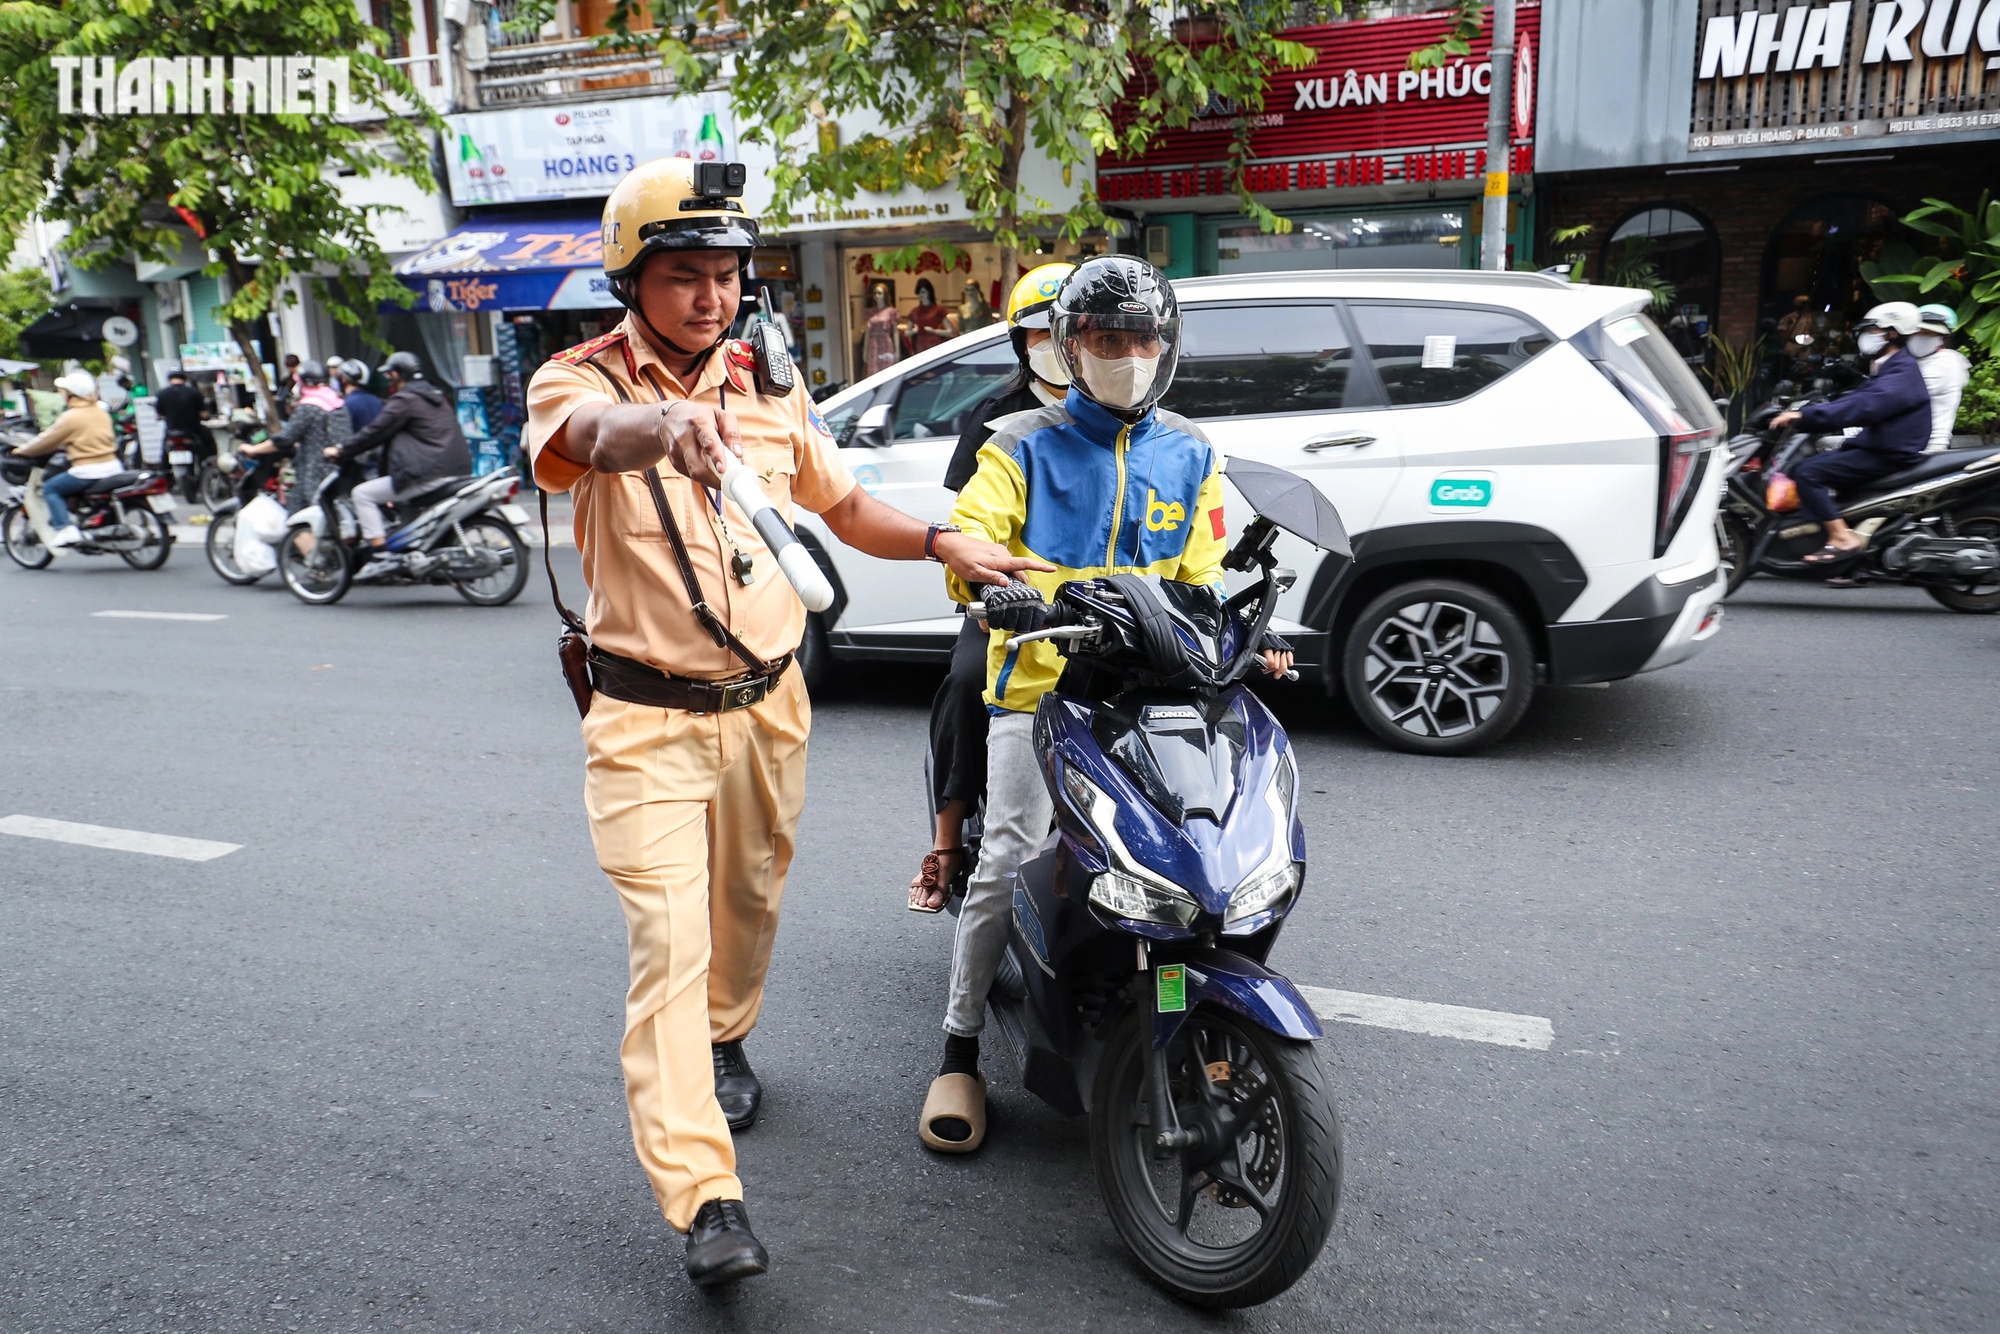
[2, 537, 1995, 1334]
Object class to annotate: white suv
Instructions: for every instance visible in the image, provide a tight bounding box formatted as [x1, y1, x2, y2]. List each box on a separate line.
[795, 270, 1727, 755]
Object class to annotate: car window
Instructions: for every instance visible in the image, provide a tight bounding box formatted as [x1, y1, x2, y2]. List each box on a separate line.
[892, 340, 1017, 441]
[1165, 304, 1354, 419]
[1347, 303, 1553, 407]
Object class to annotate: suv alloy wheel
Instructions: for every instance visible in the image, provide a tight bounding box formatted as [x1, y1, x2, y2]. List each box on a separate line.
[1341, 580, 1535, 756]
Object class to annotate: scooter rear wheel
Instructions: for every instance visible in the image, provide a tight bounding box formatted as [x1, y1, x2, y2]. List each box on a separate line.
[118, 508, 172, 570]
[1090, 1007, 1341, 1308]
[2, 503, 52, 569]
[1926, 506, 2000, 614]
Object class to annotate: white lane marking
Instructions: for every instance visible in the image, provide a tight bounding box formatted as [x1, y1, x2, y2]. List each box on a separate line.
[92, 610, 227, 622]
[1300, 986, 1553, 1051]
[0, 814, 241, 862]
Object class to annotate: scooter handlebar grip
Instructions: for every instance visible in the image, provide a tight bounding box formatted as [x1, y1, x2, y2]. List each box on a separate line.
[719, 458, 836, 613]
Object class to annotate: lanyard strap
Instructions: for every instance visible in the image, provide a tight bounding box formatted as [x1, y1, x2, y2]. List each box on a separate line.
[557, 354, 768, 677]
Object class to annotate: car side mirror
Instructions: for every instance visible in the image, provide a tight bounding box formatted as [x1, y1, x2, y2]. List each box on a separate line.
[851, 402, 891, 447]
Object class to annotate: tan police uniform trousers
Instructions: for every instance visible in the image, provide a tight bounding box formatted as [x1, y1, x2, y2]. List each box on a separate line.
[580, 667, 810, 1231]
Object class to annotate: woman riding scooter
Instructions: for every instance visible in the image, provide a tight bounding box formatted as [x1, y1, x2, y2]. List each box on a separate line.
[13, 370, 115, 549]
[1770, 301, 1932, 565]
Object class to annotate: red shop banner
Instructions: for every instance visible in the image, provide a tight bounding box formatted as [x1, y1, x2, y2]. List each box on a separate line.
[1099, 4, 1539, 204]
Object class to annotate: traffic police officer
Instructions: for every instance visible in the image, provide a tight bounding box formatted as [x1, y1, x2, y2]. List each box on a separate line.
[526, 157, 1040, 1288]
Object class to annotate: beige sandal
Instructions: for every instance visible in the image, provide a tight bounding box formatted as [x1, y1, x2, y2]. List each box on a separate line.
[918, 1072, 987, 1153]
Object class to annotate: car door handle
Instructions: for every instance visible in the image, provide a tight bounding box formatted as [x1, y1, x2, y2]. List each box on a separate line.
[1302, 433, 1376, 452]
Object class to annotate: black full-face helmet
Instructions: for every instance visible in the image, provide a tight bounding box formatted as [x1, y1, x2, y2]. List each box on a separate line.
[1050, 255, 1181, 418]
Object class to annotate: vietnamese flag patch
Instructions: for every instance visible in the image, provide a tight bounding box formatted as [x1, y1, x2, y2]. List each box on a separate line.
[1210, 506, 1226, 541]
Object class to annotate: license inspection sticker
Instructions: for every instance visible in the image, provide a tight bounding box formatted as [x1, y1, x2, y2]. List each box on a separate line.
[1156, 965, 1187, 1013]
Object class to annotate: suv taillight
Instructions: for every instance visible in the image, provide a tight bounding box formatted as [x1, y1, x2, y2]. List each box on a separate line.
[1657, 428, 1712, 559]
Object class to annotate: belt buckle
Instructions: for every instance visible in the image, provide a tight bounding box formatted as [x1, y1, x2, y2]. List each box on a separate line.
[719, 676, 768, 712]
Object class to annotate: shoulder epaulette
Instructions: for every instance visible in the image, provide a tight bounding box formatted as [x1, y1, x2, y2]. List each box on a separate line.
[550, 329, 628, 366]
[721, 338, 754, 393]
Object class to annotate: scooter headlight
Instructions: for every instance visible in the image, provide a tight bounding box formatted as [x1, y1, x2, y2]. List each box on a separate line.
[1064, 764, 1200, 927]
[1223, 752, 1302, 934]
[1224, 860, 1301, 931]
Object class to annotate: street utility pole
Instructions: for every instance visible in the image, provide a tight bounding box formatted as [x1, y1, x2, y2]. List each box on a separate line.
[1482, 0, 1515, 272]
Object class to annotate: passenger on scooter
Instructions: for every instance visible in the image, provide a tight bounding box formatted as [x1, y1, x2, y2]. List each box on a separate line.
[1770, 302, 1932, 564]
[323, 350, 470, 569]
[910, 262, 1077, 914]
[239, 359, 349, 512]
[336, 359, 384, 435]
[917, 256, 1293, 1154]
[15, 370, 116, 548]
[1911, 303, 1970, 454]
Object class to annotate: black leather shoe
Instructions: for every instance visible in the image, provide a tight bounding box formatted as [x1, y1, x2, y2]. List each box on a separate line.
[684, 1199, 769, 1287]
[712, 1041, 762, 1131]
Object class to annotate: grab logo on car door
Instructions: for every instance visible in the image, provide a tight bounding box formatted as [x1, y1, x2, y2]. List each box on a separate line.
[1428, 473, 1493, 510]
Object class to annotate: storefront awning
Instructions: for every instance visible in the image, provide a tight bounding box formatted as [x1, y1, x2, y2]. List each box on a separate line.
[16, 299, 119, 361]
[392, 217, 615, 313]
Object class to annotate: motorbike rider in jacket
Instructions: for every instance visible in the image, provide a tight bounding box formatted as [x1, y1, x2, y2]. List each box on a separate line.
[1771, 301, 1932, 564]
[915, 256, 1292, 1154]
[16, 370, 117, 548]
[910, 262, 1079, 913]
[324, 350, 471, 570]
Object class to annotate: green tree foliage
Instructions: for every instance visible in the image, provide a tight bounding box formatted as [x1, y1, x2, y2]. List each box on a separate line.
[1406, 0, 1485, 69]
[0, 266, 55, 365]
[0, 0, 441, 424]
[580, 1, 1339, 285]
[1959, 353, 2000, 443]
[1862, 193, 2000, 353]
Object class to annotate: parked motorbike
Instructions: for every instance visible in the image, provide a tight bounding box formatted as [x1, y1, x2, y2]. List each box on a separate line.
[961, 457, 1346, 1309]
[0, 446, 176, 570]
[277, 461, 531, 606]
[1716, 387, 2000, 610]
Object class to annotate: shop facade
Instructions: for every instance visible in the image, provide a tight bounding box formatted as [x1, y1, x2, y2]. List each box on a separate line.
[1097, 5, 1542, 279]
[1535, 0, 2000, 372]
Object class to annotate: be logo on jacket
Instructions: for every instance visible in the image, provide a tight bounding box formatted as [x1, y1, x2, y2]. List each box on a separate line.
[946, 388, 1227, 712]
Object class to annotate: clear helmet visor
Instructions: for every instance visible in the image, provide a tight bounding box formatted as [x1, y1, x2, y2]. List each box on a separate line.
[1052, 310, 1182, 414]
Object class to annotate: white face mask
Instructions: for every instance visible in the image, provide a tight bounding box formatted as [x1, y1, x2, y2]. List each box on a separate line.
[1026, 341, 1071, 387]
[1074, 348, 1158, 410]
[1856, 330, 1888, 356]
[1909, 333, 1945, 358]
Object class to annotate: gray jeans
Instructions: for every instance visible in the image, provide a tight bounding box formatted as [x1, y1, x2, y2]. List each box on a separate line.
[944, 710, 1053, 1037]
[350, 474, 398, 541]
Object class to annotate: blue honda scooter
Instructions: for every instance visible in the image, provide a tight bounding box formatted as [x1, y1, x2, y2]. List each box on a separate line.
[969, 457, 1348, 1308]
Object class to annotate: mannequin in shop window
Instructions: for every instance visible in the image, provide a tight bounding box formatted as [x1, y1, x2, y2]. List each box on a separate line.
[956, 280, 998, 334]
[903, 279, 956, 356]
[863, 280, 902, 376]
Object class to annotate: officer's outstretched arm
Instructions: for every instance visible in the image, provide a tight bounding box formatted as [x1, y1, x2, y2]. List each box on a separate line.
[817, 485, 1051, 589]
[551, 399, 744, 486]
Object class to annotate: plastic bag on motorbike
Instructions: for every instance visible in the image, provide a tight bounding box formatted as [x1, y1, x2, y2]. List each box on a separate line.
[233, 494, 286, 574]
[1765, 471, 1799, 513]
[240, 493, 288, 543]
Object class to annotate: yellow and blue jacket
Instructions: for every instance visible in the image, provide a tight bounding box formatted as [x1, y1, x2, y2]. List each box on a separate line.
[946, 388, 1227, 713]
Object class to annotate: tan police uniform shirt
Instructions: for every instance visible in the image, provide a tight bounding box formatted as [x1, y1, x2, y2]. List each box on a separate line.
[526, 314, 855, 679]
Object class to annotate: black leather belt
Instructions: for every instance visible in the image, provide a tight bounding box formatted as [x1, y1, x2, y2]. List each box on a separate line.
[589, 648, 793, 714]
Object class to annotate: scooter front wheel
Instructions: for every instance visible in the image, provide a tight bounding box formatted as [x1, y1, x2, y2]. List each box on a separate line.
[2, 503, 52, 569]
[1090, 1006, 1341, 1308]
[280, 529, 352, 604]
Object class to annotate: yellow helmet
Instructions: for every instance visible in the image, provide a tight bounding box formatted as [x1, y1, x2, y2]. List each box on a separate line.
[1006, 263, 1075, 331]
[600, 158, 758, 302]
